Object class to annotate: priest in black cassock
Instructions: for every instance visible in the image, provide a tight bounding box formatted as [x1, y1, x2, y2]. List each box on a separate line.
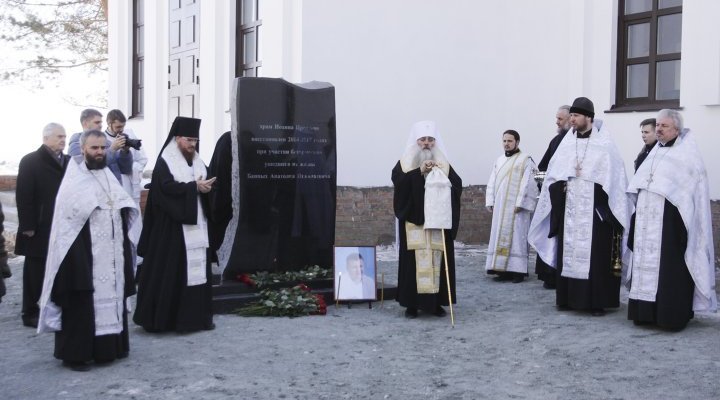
[529, 97, 633, 316]
[392, 120, 461, 318]
[207, 131, 233, 265]
[37, 130, 140, 371]
[534, 105, 571, 289]
[626, 109, 716, 330]
[133, 117, 216, 333]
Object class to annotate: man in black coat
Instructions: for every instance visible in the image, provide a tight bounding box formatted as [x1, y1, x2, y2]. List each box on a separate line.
[633, 118, 657, 172]
[15, 122, 70, 327]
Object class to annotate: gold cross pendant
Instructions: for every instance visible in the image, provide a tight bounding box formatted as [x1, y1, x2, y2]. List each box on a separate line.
[575, 164, 582, 177]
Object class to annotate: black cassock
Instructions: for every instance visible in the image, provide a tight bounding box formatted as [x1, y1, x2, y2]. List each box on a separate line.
[627, 200, 694, 329]
[207, 131, 233, 262]
[633, 143, 654, 172]
[535, 131, 567, 285]
[548, 181, 621, 310]
[392, 162, 462, 312]
[133, 158, 214, 332]
[52, 213, 135, 363]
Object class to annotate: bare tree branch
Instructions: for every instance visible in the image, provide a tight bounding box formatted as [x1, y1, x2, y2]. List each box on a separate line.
[0, 0, 108, 87]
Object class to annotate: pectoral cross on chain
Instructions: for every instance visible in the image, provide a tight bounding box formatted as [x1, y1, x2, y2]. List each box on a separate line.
[575, 163, 582, 177]
[646, 173, 654, 185]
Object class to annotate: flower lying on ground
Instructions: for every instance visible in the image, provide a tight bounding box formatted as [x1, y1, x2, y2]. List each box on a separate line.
[236, 265, 332, 288]
[237, 273, 255, 287]
[235, 284, 327, 317]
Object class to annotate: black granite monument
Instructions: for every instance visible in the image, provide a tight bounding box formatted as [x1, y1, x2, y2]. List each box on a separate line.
[212, 78, 336, 279]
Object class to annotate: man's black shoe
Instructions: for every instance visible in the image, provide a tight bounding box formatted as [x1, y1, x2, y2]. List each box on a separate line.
[492, 273, 512, 282]
[591, 309, 606, 317]
[22, 315, 38, 328]
[512, 275, 525, 283]
[542, 281, 556, 290]
[404, 308, 418, 319]
[434, 306, 447, 317]
[63, 361, 91, 372]
[0, 260, 11, 278]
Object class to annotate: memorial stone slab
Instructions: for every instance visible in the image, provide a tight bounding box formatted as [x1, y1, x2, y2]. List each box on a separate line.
[215, 78, 336, 277]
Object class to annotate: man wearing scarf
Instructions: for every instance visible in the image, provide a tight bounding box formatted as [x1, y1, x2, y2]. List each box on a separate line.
[392, 120, 462, 318]
[37, 130, 140, 371]
[133, 117, 216, 333]
[626, 109, 716, 330]
[529, 97, 633, 316]
[485, 130, 538, 283]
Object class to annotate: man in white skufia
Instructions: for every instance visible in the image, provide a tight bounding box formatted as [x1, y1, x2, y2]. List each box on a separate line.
[626, 109, 717, 330]
[392, 120, 462, 318]
[336, 253, 375, 300]
[37, 130, 140, 371]
[528, 97, 633, 316]
[485, 130, 538, 283]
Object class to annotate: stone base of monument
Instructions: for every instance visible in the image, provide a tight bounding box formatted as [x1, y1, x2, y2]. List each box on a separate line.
[211, 279, 397, 314]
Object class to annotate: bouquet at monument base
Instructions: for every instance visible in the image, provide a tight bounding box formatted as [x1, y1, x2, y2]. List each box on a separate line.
[236, 265, 332, 288]
[235, 284, 327, 317]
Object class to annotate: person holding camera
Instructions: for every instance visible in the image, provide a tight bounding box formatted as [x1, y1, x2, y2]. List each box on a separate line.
[104, 109, 148, 205]
[68, 109, 134, 187]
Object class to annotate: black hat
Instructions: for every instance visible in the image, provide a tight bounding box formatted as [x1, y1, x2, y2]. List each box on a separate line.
[169, 116, 201, 138]
[569, 97, 595, 119]
[160, 116, 202, 156]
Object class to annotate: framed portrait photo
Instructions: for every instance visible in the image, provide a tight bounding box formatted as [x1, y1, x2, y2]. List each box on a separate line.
[334, 246, 377, 301]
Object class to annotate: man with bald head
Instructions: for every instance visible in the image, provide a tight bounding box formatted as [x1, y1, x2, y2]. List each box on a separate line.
[392, 121, 462, 318]
[535, 105, 571, 289]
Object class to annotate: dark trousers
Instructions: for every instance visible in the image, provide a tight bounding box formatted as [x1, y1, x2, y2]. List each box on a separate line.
[22, 255, 46, 318]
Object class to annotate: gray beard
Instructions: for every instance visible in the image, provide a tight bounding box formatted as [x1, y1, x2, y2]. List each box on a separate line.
[557, 126, 570, 135]
[418, 148, 434, 164]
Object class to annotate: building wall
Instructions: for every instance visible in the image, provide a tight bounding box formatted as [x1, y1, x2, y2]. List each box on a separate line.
[109, 1, 719, 197]
[294, 0, 720, 198]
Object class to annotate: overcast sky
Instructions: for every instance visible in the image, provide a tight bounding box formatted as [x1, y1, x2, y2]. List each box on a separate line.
[0, 41, 107, 173]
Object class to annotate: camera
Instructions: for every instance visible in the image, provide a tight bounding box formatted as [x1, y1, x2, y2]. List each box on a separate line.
[119, 133, 142, 150]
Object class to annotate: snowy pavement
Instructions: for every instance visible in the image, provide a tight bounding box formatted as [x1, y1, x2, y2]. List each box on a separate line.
[1, 247, 719, 399]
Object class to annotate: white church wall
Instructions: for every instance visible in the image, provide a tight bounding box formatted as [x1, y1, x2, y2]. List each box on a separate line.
[296, 0, 719, 197]
[296, 0, 580, 189]
[108, 0, 719, 196]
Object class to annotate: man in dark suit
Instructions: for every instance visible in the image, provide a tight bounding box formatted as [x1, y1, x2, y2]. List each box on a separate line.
[15, 122, 70, 327]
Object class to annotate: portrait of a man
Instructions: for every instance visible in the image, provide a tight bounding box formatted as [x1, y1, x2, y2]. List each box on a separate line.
[334, 247, 377, 300]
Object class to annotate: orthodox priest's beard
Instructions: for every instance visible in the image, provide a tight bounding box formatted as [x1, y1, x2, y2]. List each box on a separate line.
[85, 154, 107, 170]
[418, 148, 434, 165]
[179, 147, 196, 164]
